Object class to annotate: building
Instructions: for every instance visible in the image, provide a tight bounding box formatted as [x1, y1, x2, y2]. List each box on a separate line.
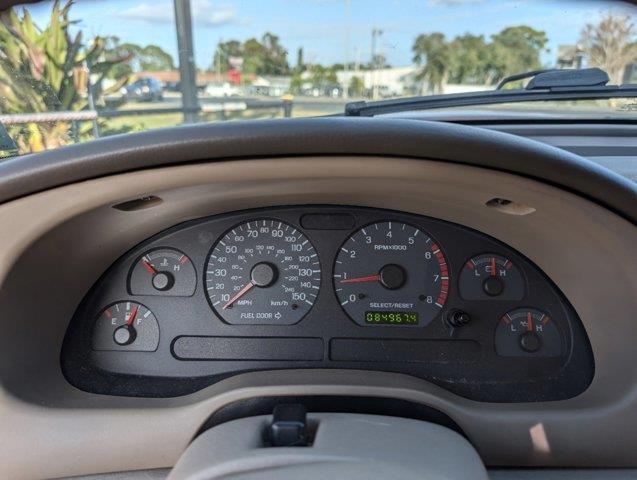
[336, 66, 418, 98]
[556, 45, 585, 70]
[247, 76, 292, 96]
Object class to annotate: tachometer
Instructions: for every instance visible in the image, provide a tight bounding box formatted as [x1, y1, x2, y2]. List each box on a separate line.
[333, 221, 448, 327]
[205, 219, 321, 325]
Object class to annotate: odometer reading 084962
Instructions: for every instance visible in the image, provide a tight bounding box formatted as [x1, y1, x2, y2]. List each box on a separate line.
[206, 220, 321, 325]
[334, 221, 449, 327]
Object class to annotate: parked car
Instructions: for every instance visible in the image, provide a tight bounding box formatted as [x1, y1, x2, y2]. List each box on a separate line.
[204, 82, 243, 98]
[121, 77, 164, 102]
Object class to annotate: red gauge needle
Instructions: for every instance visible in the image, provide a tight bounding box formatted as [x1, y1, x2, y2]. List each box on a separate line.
[142, 260, 157, 275]
[340, 274, 380, 284]
[527, 311, 534, 332]
[490, 257, 497, 277]
[223, 281, 255, 309]
[126, 306, 139, 326]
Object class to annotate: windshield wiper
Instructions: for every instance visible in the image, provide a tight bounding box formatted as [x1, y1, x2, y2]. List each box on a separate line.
[344, 68, 637, 117]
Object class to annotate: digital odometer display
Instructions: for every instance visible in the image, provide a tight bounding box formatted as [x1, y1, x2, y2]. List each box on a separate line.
[365, 311, 419, 325]
[333, 221, 449, 327]
[205, 219, 321, 325]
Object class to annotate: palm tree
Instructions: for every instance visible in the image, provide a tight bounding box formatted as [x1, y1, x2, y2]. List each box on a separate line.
[412, 33, 451, 95]
[579, 11, 637, 84]
[0, 0, 129, 152]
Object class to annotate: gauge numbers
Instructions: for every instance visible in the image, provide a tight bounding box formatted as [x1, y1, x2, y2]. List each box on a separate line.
[206, 220, 321, 325]
[334, 221, 449, 327]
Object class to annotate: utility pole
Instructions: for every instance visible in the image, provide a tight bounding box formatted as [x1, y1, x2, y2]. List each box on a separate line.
[371, 28, 383, 100]
[343, 0, 350, 99]
[216, 39, 222, 82]
[174, 0, 199, 123]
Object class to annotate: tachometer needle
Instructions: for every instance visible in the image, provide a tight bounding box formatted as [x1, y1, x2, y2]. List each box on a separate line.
[126, 306, 139, 326]
[223, 281, 255, 309]
[340, 274, 380, 284]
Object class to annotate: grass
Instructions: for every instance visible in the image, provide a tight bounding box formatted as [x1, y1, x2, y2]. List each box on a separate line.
[98, 102, 326, 139]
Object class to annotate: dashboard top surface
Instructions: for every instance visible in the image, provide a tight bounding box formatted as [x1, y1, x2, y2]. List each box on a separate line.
[1, 118, 635, 224]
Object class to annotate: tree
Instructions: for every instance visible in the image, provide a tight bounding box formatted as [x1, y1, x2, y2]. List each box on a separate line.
[295, 47, 304, 72]
[448, 34, 493, 84]
[579, 11, 637, 84]
[111, 42, 174, 72]
[212, 33, 289, 76]
[308, 64, 337, 87]
[490, 26, 548, 81]
[260, 32, 289, 75]
[137, 45, 174, 71]
[412, 32, 451, 94]
[212, 39, 242, 73]
[103, 37, 133, 79]
[0, 0, 129, 152]
[348, 76, 364, 97]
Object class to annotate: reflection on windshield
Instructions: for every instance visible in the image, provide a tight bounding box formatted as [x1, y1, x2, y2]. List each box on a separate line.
[0, 0, 635, 155]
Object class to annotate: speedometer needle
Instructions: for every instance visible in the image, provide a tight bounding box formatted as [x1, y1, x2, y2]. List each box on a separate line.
[223, 281, 255, 309]
[340, 274, 380, 284]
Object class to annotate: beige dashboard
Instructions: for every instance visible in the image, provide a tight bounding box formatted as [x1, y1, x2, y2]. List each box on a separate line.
[0, 156, 635, 479]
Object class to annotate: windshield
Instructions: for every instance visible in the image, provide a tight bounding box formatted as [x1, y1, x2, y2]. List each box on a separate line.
[1, 0, 636, 156]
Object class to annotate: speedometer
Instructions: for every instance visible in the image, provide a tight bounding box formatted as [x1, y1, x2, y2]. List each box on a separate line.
[205, 219, 321, 325]
[333, 221, 449, 327]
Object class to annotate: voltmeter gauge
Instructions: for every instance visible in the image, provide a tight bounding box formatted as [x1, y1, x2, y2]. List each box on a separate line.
[92, 301, 160, 351]
[129, 248, 196, 296]
[459, 253, 524, 300]
[495, 308, 563, 357]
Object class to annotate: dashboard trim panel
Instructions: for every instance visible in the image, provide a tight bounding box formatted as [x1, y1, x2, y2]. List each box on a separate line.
[0, 156, 634, 478]
[61, 206, 592, 402]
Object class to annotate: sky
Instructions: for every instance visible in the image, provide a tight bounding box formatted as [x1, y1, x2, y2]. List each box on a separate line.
[24, 0, 637, 71]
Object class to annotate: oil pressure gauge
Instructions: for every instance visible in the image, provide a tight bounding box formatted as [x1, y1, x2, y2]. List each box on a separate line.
[459, 253, 524, 300]
[495, 308, 563, 357]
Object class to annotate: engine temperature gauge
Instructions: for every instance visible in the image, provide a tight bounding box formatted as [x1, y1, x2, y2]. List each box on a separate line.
[495, 308, 563, 357]
[92, 301, 160, 351]
[129, 248, 196, 296]
[459, 253, 524, 300]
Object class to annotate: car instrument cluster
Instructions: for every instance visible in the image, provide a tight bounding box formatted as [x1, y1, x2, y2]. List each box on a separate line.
[62, 207, 593, 401]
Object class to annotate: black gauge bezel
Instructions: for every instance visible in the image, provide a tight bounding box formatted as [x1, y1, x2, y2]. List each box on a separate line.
[127, 246, 197, 297]
[62, 205, 593, 402]
[204, 218, 322, 326]
[332, 220, 450, 328]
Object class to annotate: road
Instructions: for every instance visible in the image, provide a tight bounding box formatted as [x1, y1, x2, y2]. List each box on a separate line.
[119, 94, 349, 116]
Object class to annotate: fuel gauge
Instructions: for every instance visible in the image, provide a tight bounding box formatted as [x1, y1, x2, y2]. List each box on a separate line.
[459, 253, 524, 300]
[495, 308, 563, 357]
[129, 248, 196, 296]
[92, 301, 159, 351]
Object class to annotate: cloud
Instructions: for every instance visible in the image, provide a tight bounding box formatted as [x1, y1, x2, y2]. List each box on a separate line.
[117, 0, 237, 27]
